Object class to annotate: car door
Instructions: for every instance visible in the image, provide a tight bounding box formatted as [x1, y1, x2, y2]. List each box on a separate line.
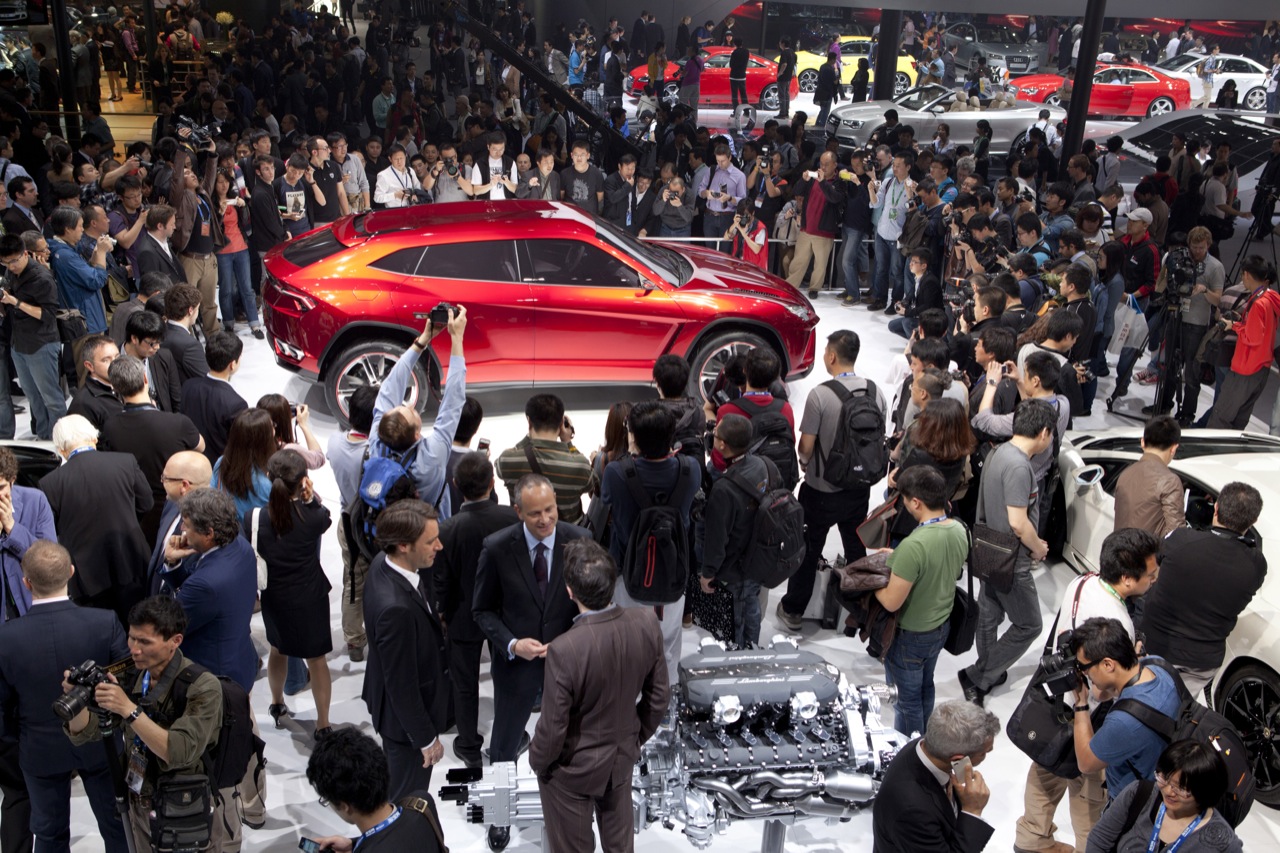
[745, 55, 772, 103]
[392, 240, 535, 386]
[1089, 69, 1136, 115]
[521, 237, 687, 383]
[701, 52, 731, 105]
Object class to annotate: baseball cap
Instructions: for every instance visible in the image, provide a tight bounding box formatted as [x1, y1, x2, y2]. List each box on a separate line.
[1128, 207, 1153, 224]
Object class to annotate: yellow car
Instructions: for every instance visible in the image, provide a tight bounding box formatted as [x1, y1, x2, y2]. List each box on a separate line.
[778, 36, 919, 97]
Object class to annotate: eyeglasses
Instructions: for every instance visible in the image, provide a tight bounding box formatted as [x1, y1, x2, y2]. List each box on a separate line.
[318, 795, 330, 808]
[1155, 773, 1192, 800]
[0, 255, 24, 267]
[1075, 658, 1103, 676]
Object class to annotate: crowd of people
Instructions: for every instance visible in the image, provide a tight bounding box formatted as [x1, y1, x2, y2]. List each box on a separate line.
[0, 1, 1273, 851]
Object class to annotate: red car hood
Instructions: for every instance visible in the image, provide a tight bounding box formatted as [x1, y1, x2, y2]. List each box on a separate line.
[1015, 73, 1065, 88]
[673, 243, 811, 304]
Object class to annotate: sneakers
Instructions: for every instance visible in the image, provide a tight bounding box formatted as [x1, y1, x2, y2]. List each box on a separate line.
[1136, 369, 1160, 385]
[775, 601, 803, 632]
[808, 289, 820, 299]
[867, 301, 886, 311]
[841, 294, 859, 306]
[251, 327, 265, 340]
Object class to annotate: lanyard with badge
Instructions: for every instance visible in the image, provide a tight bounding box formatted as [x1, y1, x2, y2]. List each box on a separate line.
[124, 671, 152, 794]
[1147, 803, 1203, 853]
[196, 196, 211, 237]
[354, 806, 402, 849]
[887, 178, 903, 221]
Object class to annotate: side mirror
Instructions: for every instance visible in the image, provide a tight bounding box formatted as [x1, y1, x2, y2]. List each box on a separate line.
[637, 278, 658, 292]
[1074, 464, 1104, 492]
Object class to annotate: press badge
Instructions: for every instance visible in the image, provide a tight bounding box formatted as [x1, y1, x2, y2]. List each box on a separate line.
[200, 222, 211, 237]
[126, 745, 147, 793]
[754, 197, 763, 209]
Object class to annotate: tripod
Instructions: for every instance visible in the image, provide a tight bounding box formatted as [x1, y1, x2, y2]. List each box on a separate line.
[99, 711, 140, 853]
[1150, 302, 1186, 419]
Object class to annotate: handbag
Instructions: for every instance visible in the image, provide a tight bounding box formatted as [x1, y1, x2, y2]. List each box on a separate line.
[250, 508, 268, 592]
[1006, 579, 1109, 779]
[944, 521, 977, 655]
[1107, 294, 1147, 356]
[150, 773, 214, 853]
[968, 522, 1019, 594]
[856, 492, 899, 550]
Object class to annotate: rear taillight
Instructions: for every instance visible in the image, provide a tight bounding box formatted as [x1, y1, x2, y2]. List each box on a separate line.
[270, 279, 316, 313]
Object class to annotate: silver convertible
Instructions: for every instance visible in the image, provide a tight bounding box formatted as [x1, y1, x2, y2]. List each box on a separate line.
[826, 84, 1067, 155]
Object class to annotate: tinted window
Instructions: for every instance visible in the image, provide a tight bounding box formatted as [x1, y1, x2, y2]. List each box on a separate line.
[1128, 70, 1156, 84]
[281, 229, 346, 267]
[706, 54, 730, 68]
[1222, 59, 1252, 74]
[524, 239, 639, 287]
[419, 241, 519, 282]
[368, 247, 426, 275]
[748, 58, 765, 68]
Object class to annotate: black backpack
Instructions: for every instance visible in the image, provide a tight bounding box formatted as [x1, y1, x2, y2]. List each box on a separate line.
[735, 396, 800, 490]
[896, 205, 929, 257]
[725, 458, 806, 589]
[1112, 659, 1255, 828]
[618, 457, 696, 605]
[816, 379, 887, 489]
[668, 400, 708, 467]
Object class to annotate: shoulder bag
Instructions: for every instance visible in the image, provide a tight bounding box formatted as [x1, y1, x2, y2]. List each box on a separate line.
[969, 520, 1019, 594]
[944, 520, 978, 655]
[250, 508, 268, 592]
[856, 491, 898, 550]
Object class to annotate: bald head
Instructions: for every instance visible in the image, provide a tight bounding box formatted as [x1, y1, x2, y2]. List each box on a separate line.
[163, 451, 212, 501]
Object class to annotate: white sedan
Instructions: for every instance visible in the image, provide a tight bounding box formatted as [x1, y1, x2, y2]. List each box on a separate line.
[1053, 428, 1280, 804]
[1152, 52, 1271, 111]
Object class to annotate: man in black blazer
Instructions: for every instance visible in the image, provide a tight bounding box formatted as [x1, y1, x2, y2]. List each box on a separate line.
[0, 541, 131, 852]
[433, 452, 517, 768]
[1, 177, 43, 237]
[472, 473, 588, 849]
[871, 700, 999, 853]
[160, 283, 210, 387]
[361, 499, 450, 801]
[41, 414, 154, 624]
[146, 451, 212, 596]
[178, 331, 247, 464]
[121, 308, 183, 413]
[132, 205, 187, 289]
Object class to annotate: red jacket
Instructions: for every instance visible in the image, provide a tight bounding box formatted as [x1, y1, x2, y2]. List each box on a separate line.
[1230, 289, 1280, 376]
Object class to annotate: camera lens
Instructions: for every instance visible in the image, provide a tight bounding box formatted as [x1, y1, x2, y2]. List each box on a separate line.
[51, 684, 92, 723]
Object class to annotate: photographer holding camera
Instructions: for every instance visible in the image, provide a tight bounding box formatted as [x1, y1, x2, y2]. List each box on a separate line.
[724, 199, 768, 271]
[1207, 256, 1280, 429]
[63, 595, 227, 851]
[423, 142, 469, 204]
[0, 541, 130, 851]
[954, 213, 1004, 277]
[1151, 227, 1223, 423]
[1014, 528, 1160, 852]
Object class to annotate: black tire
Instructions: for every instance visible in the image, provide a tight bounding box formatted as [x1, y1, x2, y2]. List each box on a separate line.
[323, 338, 437, 427]
[1216, 663, 1280, 807]
[894, 71, 912, 96]
[662, 82, 680, 106]
[758, 83, 781, 112]
[798, 69, 818, 94]
[686, 329, 773, 402]
[1146, 96, 1176, 117]
[1244, 86, 1268, 112]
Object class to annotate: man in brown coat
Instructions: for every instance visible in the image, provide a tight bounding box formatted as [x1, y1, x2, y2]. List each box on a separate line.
[529, 539, 669, 853]
[1112, 415, 1185, 540]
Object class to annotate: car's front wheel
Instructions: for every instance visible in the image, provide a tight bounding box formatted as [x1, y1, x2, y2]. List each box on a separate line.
[1217, 663, 1280, 806]
[798, 69, 818, 93]
[324, 339, 436, 427]
[662, 82, 680, 106]
[1146, 96, 1176, 117]
[894, 71, 912, 96]
[687, 330, 773, 402]
[1244, 86, 1268, 111]
[1045, 93, 1062, 107]
[758, 84, 781, 112]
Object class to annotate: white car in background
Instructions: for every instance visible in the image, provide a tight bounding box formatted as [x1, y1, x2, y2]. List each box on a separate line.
[1053, 428, 1280, 805]
[1152, 52, 1271, 112]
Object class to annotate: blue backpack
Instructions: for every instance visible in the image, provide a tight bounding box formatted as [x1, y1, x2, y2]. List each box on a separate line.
[350, 446, 416, 560]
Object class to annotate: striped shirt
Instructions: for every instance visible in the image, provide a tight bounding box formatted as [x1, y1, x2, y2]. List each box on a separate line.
[495, 437, 595, 524]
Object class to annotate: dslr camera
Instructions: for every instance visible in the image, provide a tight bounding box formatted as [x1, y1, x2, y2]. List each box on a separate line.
[52, 660, 114, 722]
[429, 302, 455, 325]
[176, 115, 219, 148]
[1034, 631, 1081, 696]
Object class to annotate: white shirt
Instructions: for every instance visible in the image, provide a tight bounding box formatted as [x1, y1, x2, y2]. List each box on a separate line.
[374, 165, 415, 208]
[1057, 574, 1135, 641]
[31, 596, 70, 606]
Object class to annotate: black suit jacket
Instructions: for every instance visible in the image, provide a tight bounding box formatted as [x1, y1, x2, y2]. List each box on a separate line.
[871, 739, 994, 853]
[1, 206, 41, 237]
[472, 521, 588, 689]
[361, 554, 449, 748]
[133, 231, 187, 287]
[39, 451, 154, 600]
[161, 323, 209, 387]
[149, 347, 183, 412]
[147, 499, 188, 596]
[0, 601, 128, 775]
[434, 501, 518, 643]
[180, 375, 248, 463]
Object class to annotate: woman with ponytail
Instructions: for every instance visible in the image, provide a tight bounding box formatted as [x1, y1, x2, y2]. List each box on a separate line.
[252, 448, 335, 738]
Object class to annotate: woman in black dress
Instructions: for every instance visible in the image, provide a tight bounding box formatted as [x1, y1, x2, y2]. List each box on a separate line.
[251, 449, 335, 739]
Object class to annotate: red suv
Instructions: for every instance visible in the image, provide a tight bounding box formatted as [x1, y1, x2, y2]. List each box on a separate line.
[262, 201, 818, 422]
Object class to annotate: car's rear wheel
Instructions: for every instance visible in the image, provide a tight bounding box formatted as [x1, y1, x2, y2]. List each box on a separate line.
[1217, 664, 1280, 806]
[758, 84, 781, 112]
[324, 339, 437, 427]
[687, 330, 773, 402]
[1045, 93, 1062, 107]
[1244, 86, 1268, 111]
[1146, 96, 1176, 117]
[661, 82, 680, 106]
[797, 69, 818, 93]
[894, 71, 912, 96]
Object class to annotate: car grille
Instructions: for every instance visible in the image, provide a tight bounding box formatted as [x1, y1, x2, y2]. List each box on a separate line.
[1006, 56, 1029, 71]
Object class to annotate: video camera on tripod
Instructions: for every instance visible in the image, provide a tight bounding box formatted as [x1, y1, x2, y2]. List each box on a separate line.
[1163, 245, 1203, 308]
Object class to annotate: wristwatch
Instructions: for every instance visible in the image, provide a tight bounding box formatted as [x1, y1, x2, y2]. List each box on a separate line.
[1073, 705, 1090, 713]
[126, 706, 143, 723]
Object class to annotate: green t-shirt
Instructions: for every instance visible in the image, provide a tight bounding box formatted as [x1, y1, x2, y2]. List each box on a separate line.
[886, 519, 969, 632]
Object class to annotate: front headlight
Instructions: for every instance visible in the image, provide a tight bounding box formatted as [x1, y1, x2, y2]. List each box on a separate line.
[988, 53, 1005, 63]
[787, 302, 814, 321]
[841, 118, 865, 129]
[1020, 86, 1040, 95]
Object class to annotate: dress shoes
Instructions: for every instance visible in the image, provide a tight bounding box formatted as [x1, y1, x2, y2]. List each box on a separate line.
[487, 825, 511, 850]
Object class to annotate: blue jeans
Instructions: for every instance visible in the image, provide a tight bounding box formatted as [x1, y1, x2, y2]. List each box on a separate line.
[659, 223, 691, 238]
[13, 341, 66, 440]
[216, 249, 260, 328]
[884, 623, 948, 738]
[888, 315, 919, 339]
[872, 233, 903, 304]
[730, 578, 762, 649]
[840, 226, 869, 298]
[815, 97, 832, 129]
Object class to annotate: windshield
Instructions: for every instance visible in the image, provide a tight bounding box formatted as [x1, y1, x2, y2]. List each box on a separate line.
[976, 27, 1024, 44]
[593, 220, 689, 285]
[1153, 54, 1197, 71]
[894, 84, 949, 111]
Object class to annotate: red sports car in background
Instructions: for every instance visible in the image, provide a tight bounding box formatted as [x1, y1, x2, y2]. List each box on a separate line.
[627, 47, 800, 113]
[262, 201, 818, 423]
[1014, 63, 1192, 118]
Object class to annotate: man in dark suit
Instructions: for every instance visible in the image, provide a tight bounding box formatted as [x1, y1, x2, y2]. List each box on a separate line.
[121, 309, 183, 413]
[473, 473, 589, 849]
[0, 541, 130, 852]
[530, 539, 668, 853]
[147, 450, 211, 596]
[178, 331, 246, 464]
[159, 284, 209, 387]
[362, 500, 449, 801]
[132, 205, 187, 289]
[67, 335, 123, 430]
[1, 177, 42, 237]
[433, 452, 516, 769]
[41, 414, 153, 624]
[871, 700, 999, 852]
[99, 355, 205, 544]
[168, 487, 258, 692]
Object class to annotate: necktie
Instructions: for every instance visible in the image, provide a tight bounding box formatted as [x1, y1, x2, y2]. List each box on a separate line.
[416, 574, 433, 615]
[533, 543, 548, 597]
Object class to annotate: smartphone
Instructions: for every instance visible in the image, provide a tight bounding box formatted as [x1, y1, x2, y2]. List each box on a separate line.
[478, 437, 490, 454]
[951, 756, 973, 778]
[289, 403, 298, 417]
[298, 840, 322, 853]
[1001, 364, 1011, 376]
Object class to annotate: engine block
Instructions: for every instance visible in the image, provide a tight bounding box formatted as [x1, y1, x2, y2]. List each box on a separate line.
[441, 636, 906, 851]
